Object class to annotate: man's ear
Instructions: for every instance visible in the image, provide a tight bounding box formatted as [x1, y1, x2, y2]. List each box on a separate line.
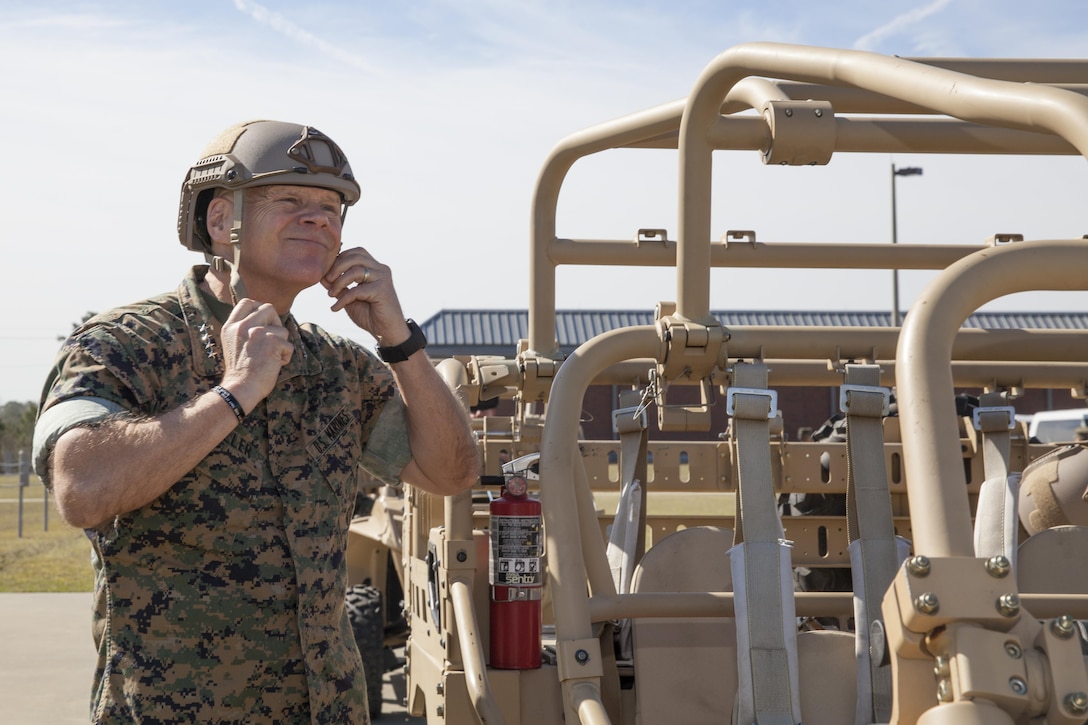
[206, 196, 232, 246]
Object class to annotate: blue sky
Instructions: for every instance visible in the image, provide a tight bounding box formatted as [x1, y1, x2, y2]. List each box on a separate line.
[2, 0, 1088, 404]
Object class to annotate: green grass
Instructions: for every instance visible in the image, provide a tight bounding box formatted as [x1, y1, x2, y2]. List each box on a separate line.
[0, 475, 94, 592]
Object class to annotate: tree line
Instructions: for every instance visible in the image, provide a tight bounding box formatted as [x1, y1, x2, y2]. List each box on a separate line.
[1, 313, 98, 466]
[0, 400, 37, 466]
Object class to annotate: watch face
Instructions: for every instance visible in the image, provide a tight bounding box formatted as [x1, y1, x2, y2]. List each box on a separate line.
[505, 475, 528, 497]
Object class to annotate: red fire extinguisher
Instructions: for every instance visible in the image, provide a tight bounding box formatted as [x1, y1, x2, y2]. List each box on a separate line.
[489, 453, 543, 669]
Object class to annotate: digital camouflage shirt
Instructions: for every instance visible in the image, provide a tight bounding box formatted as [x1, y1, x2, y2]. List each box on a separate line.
[34, 266, 411, 724]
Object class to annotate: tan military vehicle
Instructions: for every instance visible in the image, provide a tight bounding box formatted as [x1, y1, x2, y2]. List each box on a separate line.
[350, 42, 1088, 723]
[344, 482, 408, 720]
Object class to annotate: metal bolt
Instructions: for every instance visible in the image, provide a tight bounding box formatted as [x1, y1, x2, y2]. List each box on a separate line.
[436, 682, 444, 695]
[1051, 615, 1076, 639]
[1004, 641, 1023, 659]
[915, 592, 940, 615]
[985, 555, 1011, 578]
[997, 593, 1021, 618]
[933, 655, 950, 678]
[456, 550, 467, 563]
[436, 704, 445, 717]
[1010, 677, 1028, 696]
[936, 678, 953, 702]
[814, 108, 823, 117]
[784, 108, 794, 117]
[575, 648, 590, 664]
[907, 555, 932, 578]
[1065, 692, 1088, 715]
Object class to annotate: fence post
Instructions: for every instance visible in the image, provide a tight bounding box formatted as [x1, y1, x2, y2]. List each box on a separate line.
[29, 455, 48, 532]
[17, 449, 27, 538]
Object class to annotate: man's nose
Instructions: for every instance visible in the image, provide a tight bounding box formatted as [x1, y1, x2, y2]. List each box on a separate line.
[297, 203, 329, 224]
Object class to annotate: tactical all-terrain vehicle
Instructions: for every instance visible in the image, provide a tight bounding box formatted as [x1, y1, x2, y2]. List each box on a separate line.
[348, 42, 1088, 723]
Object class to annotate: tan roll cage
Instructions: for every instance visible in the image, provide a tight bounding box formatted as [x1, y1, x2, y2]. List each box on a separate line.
[402, 43, 1088, 725]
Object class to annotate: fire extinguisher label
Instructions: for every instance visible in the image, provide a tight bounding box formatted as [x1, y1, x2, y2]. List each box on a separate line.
[490, 515, 543, 587]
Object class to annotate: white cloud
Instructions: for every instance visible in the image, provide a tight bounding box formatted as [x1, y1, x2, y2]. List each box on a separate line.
[853, 0, 955, 51]
[230, 0, 384, 75]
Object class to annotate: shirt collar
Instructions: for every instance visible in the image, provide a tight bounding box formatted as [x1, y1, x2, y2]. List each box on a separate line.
[179, 265, 323, 380]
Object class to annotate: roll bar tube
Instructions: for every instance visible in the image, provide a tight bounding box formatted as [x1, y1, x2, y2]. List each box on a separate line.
[678, 43, 1088, 323]
[896, 240, 1088, 556]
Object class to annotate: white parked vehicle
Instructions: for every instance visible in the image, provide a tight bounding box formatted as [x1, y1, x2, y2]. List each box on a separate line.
[1028, 408, 1088, 443]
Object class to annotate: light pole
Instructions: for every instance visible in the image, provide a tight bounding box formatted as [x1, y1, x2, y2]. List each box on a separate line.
[891, 164, 923, 326]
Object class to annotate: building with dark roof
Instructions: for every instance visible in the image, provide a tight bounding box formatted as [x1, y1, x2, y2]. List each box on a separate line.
[421, 309, 1088, 358]
[420, 309, 1088, 440]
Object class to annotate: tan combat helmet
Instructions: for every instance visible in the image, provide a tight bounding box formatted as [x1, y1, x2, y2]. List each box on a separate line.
[1018, 444, 1088, 535]
[176, 120, 361, 300]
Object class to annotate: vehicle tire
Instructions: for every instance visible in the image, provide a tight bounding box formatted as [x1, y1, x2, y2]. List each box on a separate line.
[346, 583, 384, 720]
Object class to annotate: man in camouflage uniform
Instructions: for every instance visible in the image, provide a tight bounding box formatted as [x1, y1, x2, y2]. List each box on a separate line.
[32, 120, 479, 723]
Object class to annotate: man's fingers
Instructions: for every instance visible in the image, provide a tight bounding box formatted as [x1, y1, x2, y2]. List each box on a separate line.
[328, 282, 372, 313]
[325, 262, 384, 300]
[227, 299, 284, 328]
[222, 300, 292, 370]
[225, 297, 259, 324]
[323, 247, 375, 280]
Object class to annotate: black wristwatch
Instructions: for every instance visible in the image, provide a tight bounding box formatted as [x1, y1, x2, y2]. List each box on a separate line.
[377, 319, 427, 363]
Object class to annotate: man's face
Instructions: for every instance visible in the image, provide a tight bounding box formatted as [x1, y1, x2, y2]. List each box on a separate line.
[235, 184, 344, 300]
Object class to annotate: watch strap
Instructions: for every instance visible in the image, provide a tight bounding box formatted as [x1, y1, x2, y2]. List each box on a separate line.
[377, 319, 427, 363]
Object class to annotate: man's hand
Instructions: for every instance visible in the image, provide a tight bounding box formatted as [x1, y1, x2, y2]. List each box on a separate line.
[322, 247, 411, 345]
[48, 298, 297, 529]
[322, 247, 478, 495]
[218, 299, 294, 413]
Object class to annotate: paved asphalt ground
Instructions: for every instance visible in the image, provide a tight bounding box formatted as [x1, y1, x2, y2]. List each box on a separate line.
[0, 592, 425, 724]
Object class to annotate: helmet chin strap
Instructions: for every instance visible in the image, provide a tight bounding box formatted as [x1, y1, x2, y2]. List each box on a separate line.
[208, 189, 249, 305]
